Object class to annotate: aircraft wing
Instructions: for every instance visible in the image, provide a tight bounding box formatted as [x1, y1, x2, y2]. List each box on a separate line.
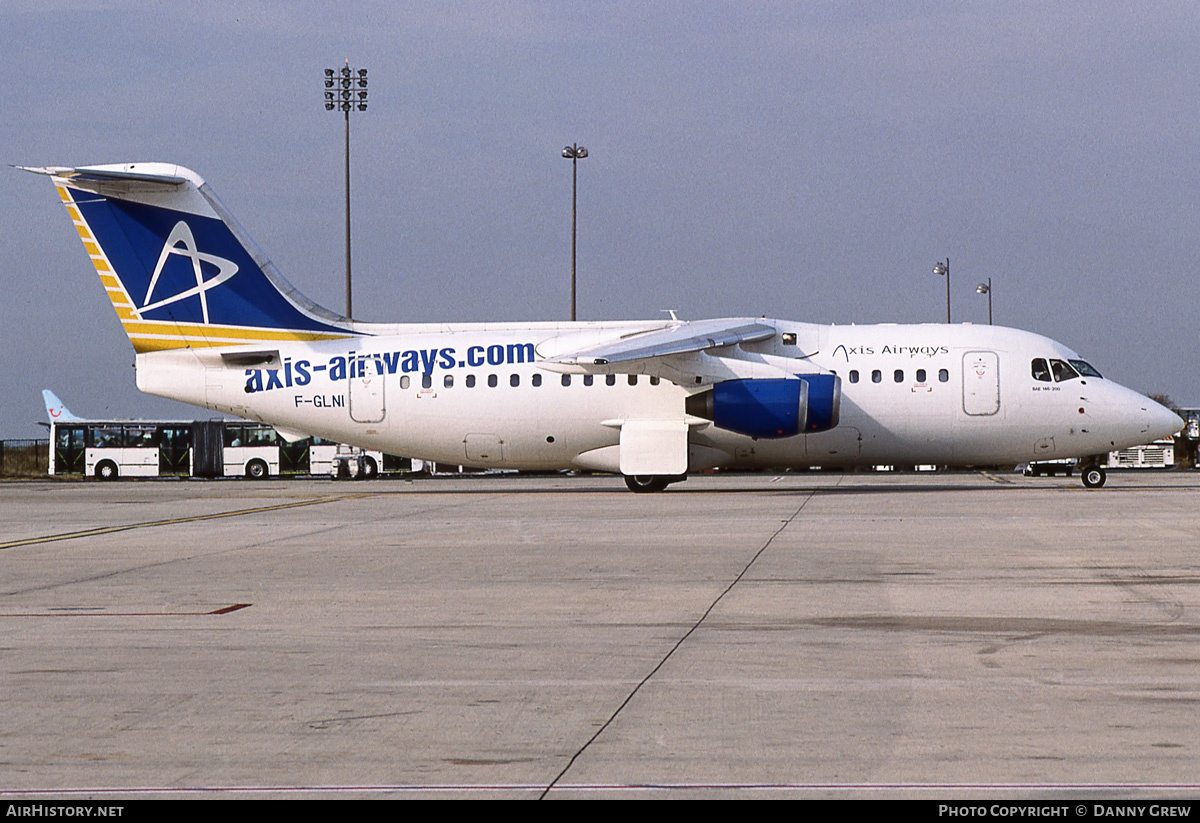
[545, 318, 777, 367]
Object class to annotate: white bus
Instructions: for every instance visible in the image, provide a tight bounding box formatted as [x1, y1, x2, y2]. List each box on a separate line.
[49, 418, 408, 480]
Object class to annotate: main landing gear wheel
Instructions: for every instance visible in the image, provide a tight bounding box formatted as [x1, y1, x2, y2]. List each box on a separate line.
[1081, 466, 1106, 488]
[624, 475, 670, 493]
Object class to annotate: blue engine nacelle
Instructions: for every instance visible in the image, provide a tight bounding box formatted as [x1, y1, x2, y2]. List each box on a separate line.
[798, 373, 840, 433]
[685, 375, 840, 439]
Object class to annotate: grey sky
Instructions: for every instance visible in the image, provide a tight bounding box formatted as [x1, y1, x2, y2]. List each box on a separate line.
[3, 1, 1197, 438]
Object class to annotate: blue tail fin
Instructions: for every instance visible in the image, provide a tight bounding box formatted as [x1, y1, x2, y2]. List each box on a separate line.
[42, 389, 82, 422]
[22, 163, 354, 353]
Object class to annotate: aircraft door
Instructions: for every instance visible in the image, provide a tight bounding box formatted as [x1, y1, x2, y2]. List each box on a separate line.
[349, 356, 386, 423]
[962, 351, 1000, 416]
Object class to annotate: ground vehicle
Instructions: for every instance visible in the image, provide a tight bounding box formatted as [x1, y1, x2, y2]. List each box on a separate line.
[1023, 459, 1075, 477]
[48, 416, 404, 480]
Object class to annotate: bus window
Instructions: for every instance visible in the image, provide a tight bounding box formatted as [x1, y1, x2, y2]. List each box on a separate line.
[125, 426, 157, 448]
[91, 425, 122, 448]
[247, 426, 276, 445]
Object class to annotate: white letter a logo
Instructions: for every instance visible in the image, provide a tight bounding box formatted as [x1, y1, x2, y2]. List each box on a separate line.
[142, 221, 239, 324]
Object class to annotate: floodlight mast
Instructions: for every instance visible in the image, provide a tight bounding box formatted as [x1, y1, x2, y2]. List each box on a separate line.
[562, 143, 588, 322]
[324, 61, 368, 319]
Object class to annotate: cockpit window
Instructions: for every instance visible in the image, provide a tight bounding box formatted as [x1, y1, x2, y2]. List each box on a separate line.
[1069, 359, 1102, 378]
[1031, 358, 1052, 382]
[1050, 359, 1080, 382]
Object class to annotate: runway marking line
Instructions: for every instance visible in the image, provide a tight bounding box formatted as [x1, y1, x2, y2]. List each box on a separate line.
[0, 494, 372, 552]
[1, 603, 252, 618]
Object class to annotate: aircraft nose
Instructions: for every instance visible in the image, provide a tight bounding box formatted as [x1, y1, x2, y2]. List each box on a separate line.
[1146, 400, 1184, 441]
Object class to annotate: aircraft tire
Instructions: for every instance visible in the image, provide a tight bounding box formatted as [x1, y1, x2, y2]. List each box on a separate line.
[245, 459, 269, 480]
[95, 460, 118, 481]
[624, 475, 670, 493]
[1081, 466, 1106, 488]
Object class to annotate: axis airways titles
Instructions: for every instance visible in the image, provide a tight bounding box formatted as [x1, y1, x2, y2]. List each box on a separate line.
[834, 344, 951, 359]
[244, 342, 537, 394]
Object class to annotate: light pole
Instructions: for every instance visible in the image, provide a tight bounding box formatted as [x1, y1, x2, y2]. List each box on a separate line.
[324, 61, 368, 319]
[562, 143, 587, 321]
[976, 278, 992, 325]
[932, 258, 950, 323]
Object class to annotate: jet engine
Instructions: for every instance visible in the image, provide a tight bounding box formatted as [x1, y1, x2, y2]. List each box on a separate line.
[685, 375, 840, 439]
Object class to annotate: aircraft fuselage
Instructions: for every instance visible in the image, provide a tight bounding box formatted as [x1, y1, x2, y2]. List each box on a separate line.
[136, 318, 1177, 474]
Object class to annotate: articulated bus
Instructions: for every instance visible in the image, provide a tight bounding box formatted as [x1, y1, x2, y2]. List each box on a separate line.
[49, 418, 411, 480]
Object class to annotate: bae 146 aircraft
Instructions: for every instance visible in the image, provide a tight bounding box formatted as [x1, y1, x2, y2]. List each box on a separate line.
[22, 162, 1183, 490]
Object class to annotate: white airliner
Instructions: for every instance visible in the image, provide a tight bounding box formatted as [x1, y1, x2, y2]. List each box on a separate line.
[23, 162, 1182, 490]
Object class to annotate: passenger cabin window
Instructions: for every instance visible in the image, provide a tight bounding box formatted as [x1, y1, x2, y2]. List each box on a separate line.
[938, 369, 949, 382]
[916, 369, 926, 383]
[488, 374, 498, 388]
[583, 375, 594, 386]
[421, 374, 432, 389]
[628, 375, 637, 386]
[444, 375, 453, 388]
[532, 373, 542, 387]
[510, 374, 520, 387]
[894, 369, 904, 383]
[400, 376, 410, 390]
[466, 375, 476, 388]
[872, 370, 882, 384]
[606, 374, 616, 386]
[1031, 358, 1052, 382]
[561, 374, 571, 387]
[1050, 359, 1079, 382]
[849, 370, 859, 384]
[650, 376, 660, 386]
